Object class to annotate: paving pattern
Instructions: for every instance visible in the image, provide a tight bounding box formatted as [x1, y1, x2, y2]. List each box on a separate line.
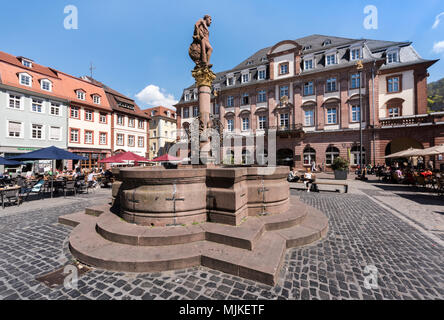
[0, 186, 442, 300]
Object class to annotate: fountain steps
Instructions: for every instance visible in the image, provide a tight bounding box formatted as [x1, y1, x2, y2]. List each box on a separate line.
[58, 197, 328, 286]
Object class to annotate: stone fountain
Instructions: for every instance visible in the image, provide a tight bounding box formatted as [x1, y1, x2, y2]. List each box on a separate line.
[59, 15, 328, 286]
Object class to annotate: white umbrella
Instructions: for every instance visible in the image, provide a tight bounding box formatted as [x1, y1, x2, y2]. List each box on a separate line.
[384, 148, 422, 159]
[416, 145, 444, 156]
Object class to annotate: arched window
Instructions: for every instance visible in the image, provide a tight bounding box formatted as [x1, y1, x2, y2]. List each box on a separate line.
[225, 149, 234, 165]
[303, 147, 316, 165]
[326, 146, 340, 165]
[242, 150, 253, 165]
[351, 145, 366, 166]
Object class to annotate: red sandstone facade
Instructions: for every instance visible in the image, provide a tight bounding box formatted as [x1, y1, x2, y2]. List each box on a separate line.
[175, 35, 443, 170]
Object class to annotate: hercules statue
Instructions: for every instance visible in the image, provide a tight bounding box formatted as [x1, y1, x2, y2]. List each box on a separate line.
[189, 15, 213, 68]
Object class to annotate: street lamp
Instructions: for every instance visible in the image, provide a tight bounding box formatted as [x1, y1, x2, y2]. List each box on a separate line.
[356, 60, 366, 180]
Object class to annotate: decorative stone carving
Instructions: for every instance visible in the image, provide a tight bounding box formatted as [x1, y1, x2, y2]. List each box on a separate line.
[189, 15, 213, 68]
[191, 66, 216, 88]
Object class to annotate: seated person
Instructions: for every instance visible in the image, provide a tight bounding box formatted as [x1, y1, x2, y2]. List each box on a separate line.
[302, 168, 317, 192]
[87, 170, 97, 188]
[287, 168, 300, 182]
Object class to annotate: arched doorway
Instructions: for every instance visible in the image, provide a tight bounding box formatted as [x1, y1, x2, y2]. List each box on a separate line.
[277, 149, 294, 167]
[385, 138, 423, 165]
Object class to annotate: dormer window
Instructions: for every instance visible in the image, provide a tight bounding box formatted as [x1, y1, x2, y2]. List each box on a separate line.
[22, 59, 32, 68]
[322, 39, 332, 47]
[193, 90, 198, 100]
[387, 50, 399, 64]
[303, 45, 312, 51]
[41, 79, 52, 92]
[246, 60, 253, 65]
[241, 73, 250, 83]
[326, 54, 337, 66]
[304, 59, 314, 70]
[93, 95, 101, 104]
[151, 110, 156, 117]
[258, 68, 266, 80]
[19, 73, 32, 87]
[227, 75, 235, 86]
[350, 48, 361, 61]
[184, 92, 190, 101]
[76, 90, 85, 100]
[279, 62, 289, 75]
[167, 111, 171, 117]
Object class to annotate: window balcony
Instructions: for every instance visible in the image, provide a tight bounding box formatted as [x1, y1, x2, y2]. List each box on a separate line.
[265, 124, 304, 138]
[379, 114, 434, 128]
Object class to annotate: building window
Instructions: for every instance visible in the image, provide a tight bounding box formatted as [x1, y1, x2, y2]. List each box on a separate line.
[22, 59, 32, 68]
[387, 51, 398, 64]
[117, 114, 124, 125]
[31, 124, 43, 139]
[279, 63, 289, 75]
[49, 126, 61, 141]
[128, 118, 135, 128]
[9, 94, 21, 109]
[50, 103, 60, 116]
[93, 95, 101, 104]
[128, 135, 135, 147]
[351, 105, 361, 122]
[138, 119, 145, 129]
[326, 54, 336, 66]
[193, 106, 199, 117]
[227, 119, 234, 132]
[84, 130, 94, 144]
[351, 48, 361, 61]
[258, 116, 267, 130]
[350, 73, 361, 89]
[280, 86, 289, 99]
[257, 90, 267, 103]
[388, 106, 401, 117]
[351, 146, 365, 166]
[242, 73, 249, 83]
[258, 69, 266, 80]
[8, 121, 22, 138]
[70, 128, 79, 143]
[304, 59, 313, 70]
[41, 80, 52, 92]
[183, 107, 189, 118]
[326, 107, 337, 124]
[85, 109, 93, 121]
[387, 76, 401, 93]
[31, 99, 43, 113]
[117, 134, 124, 146]
[153, 142, 157, 152]
[242, 117, 250, 131]
[213, 104, 220, 115]
[19, 74, 31, 86]
[326, 146, 340, 165]
[304, 109, 314, 126]
[303, 147, 316, 165]
[99, 132, 107, 145]
[76, 91, 85, 100]
[280, 113, 289, 129]
[70, 106, 79, 119]
[99, 113, 107, 123]
[227, 96, 234, 107]
[227, 77, 234, 86]
[241, 94, 249, 105]
[304, 82, 314, 96]
[326, 78, 337, 92]
[184, 92, 191, 101]
[138, 136, 144, 148]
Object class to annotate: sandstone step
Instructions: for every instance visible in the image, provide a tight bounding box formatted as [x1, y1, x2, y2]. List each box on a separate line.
[261, 203, 308, 231]
[58, 211, 96, 228]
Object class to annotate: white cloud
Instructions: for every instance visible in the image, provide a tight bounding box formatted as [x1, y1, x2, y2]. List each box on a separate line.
[433, 41, 444, 54]
[135, 84, 178, 109]
[432, 12, 444, 29]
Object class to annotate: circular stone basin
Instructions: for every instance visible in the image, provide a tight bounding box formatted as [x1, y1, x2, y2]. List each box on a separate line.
[117, 168, 207, 227]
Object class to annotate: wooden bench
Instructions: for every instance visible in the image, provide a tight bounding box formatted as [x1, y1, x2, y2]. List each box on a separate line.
[290, 180, 348, 193]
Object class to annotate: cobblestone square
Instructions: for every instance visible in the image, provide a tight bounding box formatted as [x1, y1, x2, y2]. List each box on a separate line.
[0, 181, 442, 300]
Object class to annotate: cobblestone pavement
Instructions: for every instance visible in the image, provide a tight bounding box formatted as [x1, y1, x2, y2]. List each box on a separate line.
[0, 185, 442, 300]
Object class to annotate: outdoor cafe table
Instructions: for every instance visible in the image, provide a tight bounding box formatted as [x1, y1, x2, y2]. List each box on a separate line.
[0, 185, 21, 209]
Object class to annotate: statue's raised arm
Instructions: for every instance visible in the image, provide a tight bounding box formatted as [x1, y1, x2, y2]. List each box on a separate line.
[189, 15, 213, 68]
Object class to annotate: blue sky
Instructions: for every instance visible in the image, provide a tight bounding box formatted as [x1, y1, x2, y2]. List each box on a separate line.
[0, 0, 443, 109]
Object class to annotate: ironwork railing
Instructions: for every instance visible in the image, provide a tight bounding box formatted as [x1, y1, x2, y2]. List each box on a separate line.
[379, 115, 432, 127]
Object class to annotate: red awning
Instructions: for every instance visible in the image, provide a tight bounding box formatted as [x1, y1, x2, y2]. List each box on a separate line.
[99, 152, 149, 163]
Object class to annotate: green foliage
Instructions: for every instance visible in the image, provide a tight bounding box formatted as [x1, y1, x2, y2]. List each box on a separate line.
[428, 77, 444, 112]
[331, 157, 349, 171]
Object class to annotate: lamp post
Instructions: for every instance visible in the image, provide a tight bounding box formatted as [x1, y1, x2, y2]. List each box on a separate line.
[357, 60, 366, 180]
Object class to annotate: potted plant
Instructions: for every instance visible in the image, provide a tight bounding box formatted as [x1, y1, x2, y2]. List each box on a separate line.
[331, 157, 349, 180]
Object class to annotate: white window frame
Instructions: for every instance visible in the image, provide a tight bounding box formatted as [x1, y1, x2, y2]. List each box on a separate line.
[138, 136, 144, 148]
[326, 108, 337, 125]
[30, 123, 44, 140]
[304, 109, 314, 127]
[31, 98, 44, 113]
[304, 82, 314, 96]
[280, 113, 289, 129]
[117, 114, 124, 126]
[76, 90, 86, 101]
[258, 115, 267, 130]
[326, 78, 337, 92]
[50, 102, 61, 116]
[242, 117, 250, 131]
[41, 79, 52, 92]
[8, 93, 23, 110]
[241, 72, 250, 84]
[84, 130, 93, 144]
[70, 128, 80, 143]
[117, 133, 124, 146]
[351, 105, 361, 123]
[387, 50, 399, 64]
[280, 86, 289, 99]
[85, 109, 93, 121]
[19, 73, 32, 87]
[227, 119, 234, 132]
[304, 59, 314, 70]
[258, 68, 266, 80]
[22, 59, 32, 68]
[99, 132, 107, 145]
[350, 48, 361, 61]
[99, 113, 107, 123]
[326, 54, 337, 66]
[227, 96, 234, 107]
[350, 73, 361, 89]
[128, 118, 135, 128]
[257, 90, 267, 103]
[93, 95, 101, 104]
[7, 120, 23, 138]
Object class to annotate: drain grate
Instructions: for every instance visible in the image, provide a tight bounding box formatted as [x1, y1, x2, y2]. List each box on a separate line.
[36, 262, 91, 288]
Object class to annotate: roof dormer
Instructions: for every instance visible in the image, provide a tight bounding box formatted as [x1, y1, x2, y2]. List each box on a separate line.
[18, 56, 33, 68]
[322, 39, 332, 47]
[91, 93, 101, 105]
[40, 78, 52, 92]
[75, 89, 86, 101]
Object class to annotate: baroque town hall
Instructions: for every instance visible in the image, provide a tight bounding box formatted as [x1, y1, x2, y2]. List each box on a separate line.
[175, 34, 443, 170]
